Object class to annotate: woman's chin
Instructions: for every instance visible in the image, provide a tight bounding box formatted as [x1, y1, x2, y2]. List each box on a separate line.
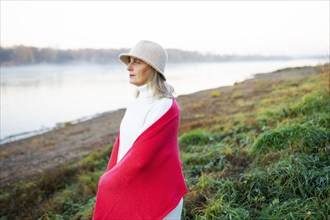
[129, 79, 136, 85]
[129, 80, 145, 87]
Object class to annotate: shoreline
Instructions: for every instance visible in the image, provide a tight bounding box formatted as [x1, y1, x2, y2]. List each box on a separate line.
[0, 62, 320, 145]
[1, 59, 324, 143]
[0, 64, 321, 187]
[0, 109, 122, 145]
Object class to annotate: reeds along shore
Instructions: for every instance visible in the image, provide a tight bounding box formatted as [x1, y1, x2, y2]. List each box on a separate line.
[0, 64, 329, 219]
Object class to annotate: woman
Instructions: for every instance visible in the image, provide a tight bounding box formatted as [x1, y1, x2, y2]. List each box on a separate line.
[93, 40, 188, 220]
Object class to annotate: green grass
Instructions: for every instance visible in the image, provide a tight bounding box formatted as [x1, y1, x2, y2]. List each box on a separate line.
[179, 130, 214, 151]
[1, 65, 329, 219]
[249, 124, 329, 156]
[180, 66, 330, 219]
[0, 146, 112, 219]
[196, 153, 330, 220]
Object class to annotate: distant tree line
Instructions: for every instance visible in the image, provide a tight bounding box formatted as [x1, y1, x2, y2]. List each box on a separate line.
[1, 45, 296, 66]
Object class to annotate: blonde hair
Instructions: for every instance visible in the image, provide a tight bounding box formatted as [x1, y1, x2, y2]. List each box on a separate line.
[136, 67, 174, 99]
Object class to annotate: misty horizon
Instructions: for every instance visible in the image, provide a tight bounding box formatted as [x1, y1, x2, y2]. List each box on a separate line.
[1, 44, 328, 58]
[1, 1, 328, 57]
[2, 45, 326, 67]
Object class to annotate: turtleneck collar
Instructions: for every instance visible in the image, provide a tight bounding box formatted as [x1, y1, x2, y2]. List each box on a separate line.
[136, 83, 154, 99]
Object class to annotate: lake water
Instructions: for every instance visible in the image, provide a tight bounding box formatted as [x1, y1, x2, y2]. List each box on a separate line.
[0, 59, 324, 143]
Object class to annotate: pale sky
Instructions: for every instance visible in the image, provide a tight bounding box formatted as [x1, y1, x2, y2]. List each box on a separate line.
[1, 1, 329, 56]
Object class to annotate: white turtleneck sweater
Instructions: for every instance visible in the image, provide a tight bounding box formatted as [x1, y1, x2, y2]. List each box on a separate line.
[118, 84, 183, 220]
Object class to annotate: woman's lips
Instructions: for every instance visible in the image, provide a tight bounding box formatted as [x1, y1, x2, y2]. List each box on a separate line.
[129, 74, 135, 78]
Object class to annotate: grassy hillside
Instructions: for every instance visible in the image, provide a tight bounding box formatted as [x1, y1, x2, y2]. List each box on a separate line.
[0, 64, 329, 219]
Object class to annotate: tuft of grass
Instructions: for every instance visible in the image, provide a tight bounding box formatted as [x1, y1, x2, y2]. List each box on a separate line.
[257, 197, 326, 220]
[249, 124, 329, 156]
[294, 91, 330, 117]
[210, 90, 221, 97]
[231, 91, 244, 99]
[199, 197, 250, 220]
[179, 130, 213, 151]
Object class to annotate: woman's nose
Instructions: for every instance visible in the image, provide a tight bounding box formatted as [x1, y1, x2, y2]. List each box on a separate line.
[127, 63, 133, 71]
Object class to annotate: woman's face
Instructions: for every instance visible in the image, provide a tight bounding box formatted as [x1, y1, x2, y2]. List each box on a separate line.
[127, 57, 151, 86]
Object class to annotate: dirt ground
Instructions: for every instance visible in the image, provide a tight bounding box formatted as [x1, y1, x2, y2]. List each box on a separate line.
[0, 66, 320, 187]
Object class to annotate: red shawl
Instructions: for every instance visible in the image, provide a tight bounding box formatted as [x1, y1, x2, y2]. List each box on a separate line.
[93, 99, 188, 220]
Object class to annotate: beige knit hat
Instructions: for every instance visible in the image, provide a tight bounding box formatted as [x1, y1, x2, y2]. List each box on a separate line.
[118, 40, 168, 80]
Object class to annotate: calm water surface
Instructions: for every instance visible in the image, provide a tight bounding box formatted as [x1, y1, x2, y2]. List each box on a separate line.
[0, 59, 323, 142]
